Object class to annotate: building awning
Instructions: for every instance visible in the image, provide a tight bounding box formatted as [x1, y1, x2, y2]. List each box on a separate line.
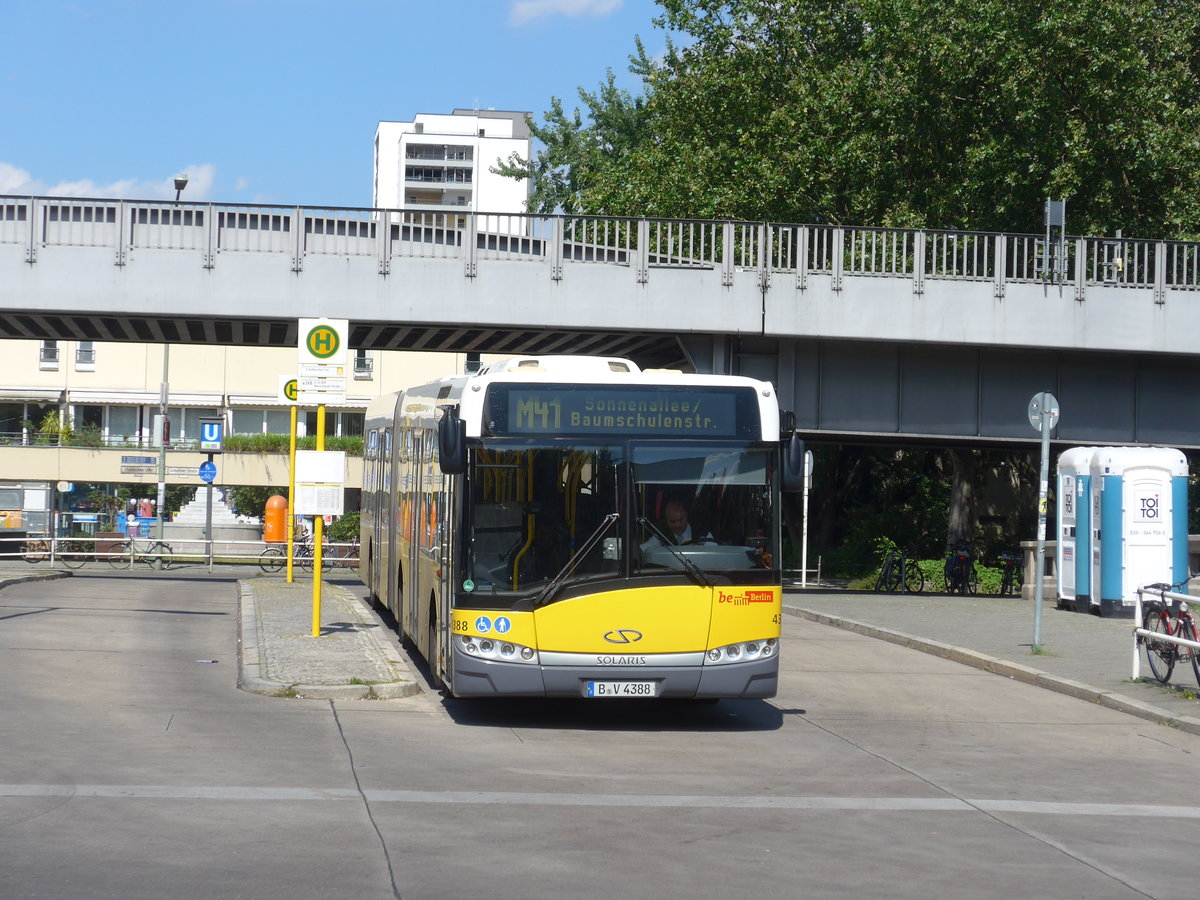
[0, 387, 65, 402]
[226, 394, 372, 410]
[228, 394, 287, 407]
[67, 389, 158, 405]
[66, 389, 223, 407]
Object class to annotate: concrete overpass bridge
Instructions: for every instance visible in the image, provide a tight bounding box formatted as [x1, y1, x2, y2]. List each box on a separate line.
[4, 193, 1200, 447]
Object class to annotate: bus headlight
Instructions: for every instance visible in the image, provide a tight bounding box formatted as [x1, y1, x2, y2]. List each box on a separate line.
[458, 634, 539, 665]
[704, 638, 779, 666]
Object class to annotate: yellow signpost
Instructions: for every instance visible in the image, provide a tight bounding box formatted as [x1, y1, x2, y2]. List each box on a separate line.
[295, 319, 348, 637]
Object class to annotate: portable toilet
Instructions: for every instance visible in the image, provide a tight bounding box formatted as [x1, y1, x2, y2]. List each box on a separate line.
[1056, 447, 1100, 612]
[1089, 447, 1189, 617]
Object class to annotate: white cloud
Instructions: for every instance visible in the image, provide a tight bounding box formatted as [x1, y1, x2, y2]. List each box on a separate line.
[509, 0, 622, 26]
[0, 162, 217, 201]
[0, 162, 35, 193]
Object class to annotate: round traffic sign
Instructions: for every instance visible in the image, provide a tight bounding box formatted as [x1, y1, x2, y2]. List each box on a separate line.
[199, 461, 217, 483]
[283, 378, 298, 402]
[1027, 392, 1060, 434]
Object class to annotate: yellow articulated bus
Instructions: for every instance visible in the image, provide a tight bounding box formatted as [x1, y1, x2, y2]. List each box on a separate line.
[359, 355, 805, 699]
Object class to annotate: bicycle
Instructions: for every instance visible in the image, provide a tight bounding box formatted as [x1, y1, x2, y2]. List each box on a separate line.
[258, 545, 286, 572]
[944, 541, 977, 595]
[997, 548, 1023, 597]
[877, 549, 924, 593]
[106, 538, 174, 570]
[57, 537, 93, 569]
[258, 539, 315, 574]
[325, 538, 360, 569]
[22, 535, 52, 564]
[1141, 583, 1200, 686]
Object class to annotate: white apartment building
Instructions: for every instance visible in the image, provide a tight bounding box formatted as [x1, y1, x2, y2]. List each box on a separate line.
[0, 341, 475, 445]
[0, 339, 483, 527]
[373, 108, 531, 217]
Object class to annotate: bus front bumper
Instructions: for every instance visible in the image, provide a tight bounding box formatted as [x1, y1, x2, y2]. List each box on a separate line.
[450, 643, 778, 699]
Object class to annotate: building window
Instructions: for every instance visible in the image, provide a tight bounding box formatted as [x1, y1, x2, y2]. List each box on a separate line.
[232, 409, 266, 435]
[303, 410, 364, 438]
[39, 341, 59, 370]
[75, 341, 96, 371]
[354, 349, 373, 380]
[107, 406, 140, 444]
[232, 408, 293, 436]
[181, 408, 220, 442]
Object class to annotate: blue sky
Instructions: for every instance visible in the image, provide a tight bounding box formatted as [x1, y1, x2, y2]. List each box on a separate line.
[0, 0, 665, 207]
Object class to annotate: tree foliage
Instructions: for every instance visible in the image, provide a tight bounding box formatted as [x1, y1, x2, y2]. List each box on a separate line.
[504, 0, 1200, 567]
[227, 486, 286, 521]
[511, 0, 1200, 237]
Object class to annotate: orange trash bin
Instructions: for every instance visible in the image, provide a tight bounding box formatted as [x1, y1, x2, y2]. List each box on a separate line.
[263, 495, 288, 543]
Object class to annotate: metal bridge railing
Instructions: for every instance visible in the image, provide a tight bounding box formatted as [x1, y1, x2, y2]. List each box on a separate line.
[5, 194, 1200, 300]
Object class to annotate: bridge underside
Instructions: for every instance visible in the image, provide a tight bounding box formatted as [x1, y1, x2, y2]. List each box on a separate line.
[734, 337, 1200, 451]
[5, 303, 1195, 449]
[0, 310, 691, 370]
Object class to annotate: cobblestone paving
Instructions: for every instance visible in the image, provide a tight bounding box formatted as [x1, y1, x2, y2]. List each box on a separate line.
[240, 577, 418, 698]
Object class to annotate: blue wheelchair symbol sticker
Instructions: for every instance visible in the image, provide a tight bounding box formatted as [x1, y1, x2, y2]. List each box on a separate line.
[495, 617, 511, 634]
[475, 616, 492, 633]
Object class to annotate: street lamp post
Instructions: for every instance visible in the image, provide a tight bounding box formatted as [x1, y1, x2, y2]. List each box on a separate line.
[155, 174, 188, 540]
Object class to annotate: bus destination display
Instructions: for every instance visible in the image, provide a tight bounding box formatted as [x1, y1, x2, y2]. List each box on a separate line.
[486, 385, 759, 439]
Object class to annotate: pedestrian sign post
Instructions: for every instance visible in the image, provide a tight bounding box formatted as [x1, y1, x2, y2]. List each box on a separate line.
[1028, 391, 1060, 651]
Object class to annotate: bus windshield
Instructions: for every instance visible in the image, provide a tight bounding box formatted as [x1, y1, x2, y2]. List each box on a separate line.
[462, 440, 777, 603]
[466, 443, 623, 597]
[632, 444, 777, 576]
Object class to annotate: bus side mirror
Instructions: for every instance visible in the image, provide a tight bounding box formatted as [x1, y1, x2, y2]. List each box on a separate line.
[781, 433, 806, 493]
[438, 414, 467, 475]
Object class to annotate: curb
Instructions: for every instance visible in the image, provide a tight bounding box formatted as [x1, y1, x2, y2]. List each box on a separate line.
[236, 580, 420, 701]
[0, 570, 72, 591]
[785, 605, 1200, 736]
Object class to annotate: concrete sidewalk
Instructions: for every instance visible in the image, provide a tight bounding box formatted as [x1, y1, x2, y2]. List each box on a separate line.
[784, 588, 1200, 734]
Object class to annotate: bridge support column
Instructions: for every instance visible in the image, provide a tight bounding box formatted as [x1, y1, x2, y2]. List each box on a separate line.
[679, 334, 732, 375]
[775, 342, 796, 415]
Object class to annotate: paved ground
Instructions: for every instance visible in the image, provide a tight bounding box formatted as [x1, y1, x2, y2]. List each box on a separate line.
[6, 572, 1200, 899]
[0, 562, 422, 701]
[784, 587, 1200, 732]
[3, 562, 1198, 732]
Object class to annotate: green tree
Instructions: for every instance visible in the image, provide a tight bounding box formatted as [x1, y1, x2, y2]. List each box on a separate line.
[226, 486, 287, 521]
[507, 0, 1200, 560]
[492, 58, 654, 215]
[513, 0, 1200, 236]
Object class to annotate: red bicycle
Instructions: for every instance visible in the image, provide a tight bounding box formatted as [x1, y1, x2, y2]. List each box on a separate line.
[1142, 584, 1200, 686]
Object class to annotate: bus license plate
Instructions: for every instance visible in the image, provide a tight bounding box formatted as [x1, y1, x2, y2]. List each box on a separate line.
[585, 681, 656, 698]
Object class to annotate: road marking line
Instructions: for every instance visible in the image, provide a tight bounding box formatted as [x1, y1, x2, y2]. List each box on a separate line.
[3, 785, 1199, 818]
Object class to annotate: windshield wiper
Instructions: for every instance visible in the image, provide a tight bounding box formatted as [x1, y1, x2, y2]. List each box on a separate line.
[533, 512, 620, 608]
[636, 516, 714, 588]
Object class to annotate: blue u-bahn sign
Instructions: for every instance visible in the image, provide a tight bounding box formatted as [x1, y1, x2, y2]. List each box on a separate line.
[198, 418, 224, 453]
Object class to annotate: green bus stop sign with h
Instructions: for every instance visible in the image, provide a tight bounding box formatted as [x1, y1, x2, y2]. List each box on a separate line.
[298, 318, 348, 367]
[306, 325, 340, 359]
